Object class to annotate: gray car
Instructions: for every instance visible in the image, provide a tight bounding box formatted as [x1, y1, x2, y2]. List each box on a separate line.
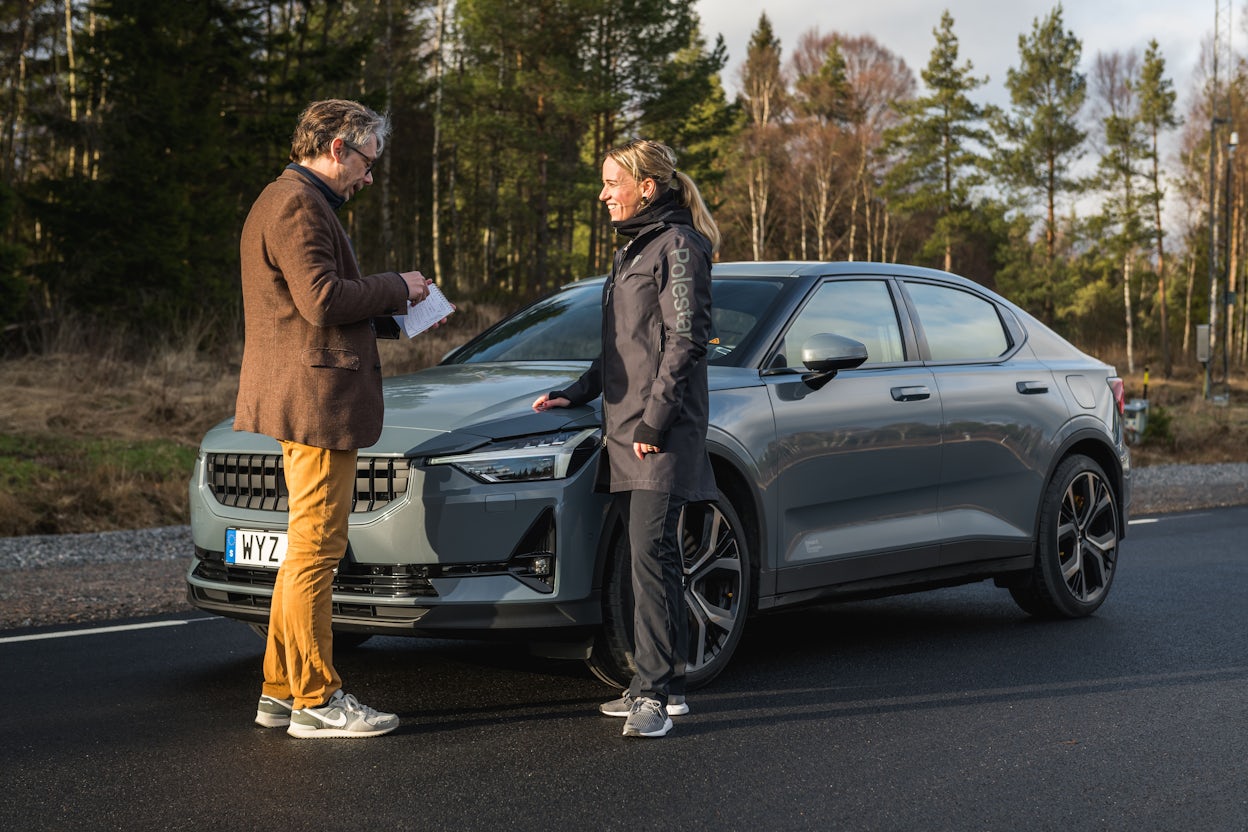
[186, 261, 1130, 688]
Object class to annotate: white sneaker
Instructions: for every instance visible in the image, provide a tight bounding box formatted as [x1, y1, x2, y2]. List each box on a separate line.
[599, 692, 688, 717]
[287, 690, 399, 739]
[622, 697, 673, 738]
[255, 694, 294, 728]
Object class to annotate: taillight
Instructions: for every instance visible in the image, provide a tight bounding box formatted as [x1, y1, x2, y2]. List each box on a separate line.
[1108, 377, 1125, 415]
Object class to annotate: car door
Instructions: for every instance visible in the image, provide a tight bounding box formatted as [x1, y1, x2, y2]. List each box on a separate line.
[762, 278, 944, 595]
[900, 279, 1068, 564]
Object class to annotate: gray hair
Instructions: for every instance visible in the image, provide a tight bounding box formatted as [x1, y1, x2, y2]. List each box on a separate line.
[289, 99, 392, 162]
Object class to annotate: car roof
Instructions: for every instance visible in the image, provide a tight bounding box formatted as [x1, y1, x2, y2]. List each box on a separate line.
[561, 260, 996, 302]
[711, 260, 971, 282]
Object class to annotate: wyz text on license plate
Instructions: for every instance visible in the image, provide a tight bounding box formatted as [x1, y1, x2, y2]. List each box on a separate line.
[226, 528, 288, 569]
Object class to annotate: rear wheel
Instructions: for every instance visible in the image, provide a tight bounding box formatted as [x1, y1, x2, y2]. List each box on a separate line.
[1009, 454, 1120, 618]
[586, 491, 752, 690]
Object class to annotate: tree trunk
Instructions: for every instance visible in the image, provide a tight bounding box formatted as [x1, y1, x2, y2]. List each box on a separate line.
[430, 0, 447, 284]
[748, 154, 769, 260]
[1182, 255, 1194, 357]
[1123, 253, 1135, 374]
[64, 0, 79, 177]
[374, 0, 397, 267]
[2, 0, 33, 183]
[1150, 126, 1171, 377]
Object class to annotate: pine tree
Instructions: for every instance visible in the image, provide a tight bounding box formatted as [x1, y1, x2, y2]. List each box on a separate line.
[994, 4, 1087, 323]
[30, 0, 266, 322]
[736, 13, 786, 259]
[578, 0, 704, 272]
[639, 26, 737, 209]
[1136, 39, 1181, 376]
[883, 11, 990, 272]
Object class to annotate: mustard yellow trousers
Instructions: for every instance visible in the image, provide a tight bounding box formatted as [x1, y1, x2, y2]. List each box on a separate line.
[260, 440, 356, 709]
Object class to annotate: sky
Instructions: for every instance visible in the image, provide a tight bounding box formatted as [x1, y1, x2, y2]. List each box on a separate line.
[694, 0, 1210, 117]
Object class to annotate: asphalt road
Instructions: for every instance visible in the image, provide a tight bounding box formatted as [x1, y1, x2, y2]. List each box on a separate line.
[2, 507, 1246, 832]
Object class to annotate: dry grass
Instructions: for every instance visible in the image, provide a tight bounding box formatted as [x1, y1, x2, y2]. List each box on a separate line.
[1116, 367, 1248, 466]
[0, 300, 511, 537]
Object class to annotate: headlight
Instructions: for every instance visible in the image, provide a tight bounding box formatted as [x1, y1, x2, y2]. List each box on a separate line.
[428, 428, 600, 483]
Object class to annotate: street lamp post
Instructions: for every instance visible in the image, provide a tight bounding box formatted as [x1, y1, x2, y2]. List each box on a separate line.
[1207, 117, 1229, 400]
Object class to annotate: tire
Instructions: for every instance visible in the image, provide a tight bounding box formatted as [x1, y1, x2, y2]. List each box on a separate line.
[586, 490, 753, 690]
[246, 622, 373, 650]
[1009, 454, 1120, 618]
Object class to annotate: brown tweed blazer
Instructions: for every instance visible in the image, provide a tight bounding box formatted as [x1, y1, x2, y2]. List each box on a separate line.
[234, 168, 408, 450]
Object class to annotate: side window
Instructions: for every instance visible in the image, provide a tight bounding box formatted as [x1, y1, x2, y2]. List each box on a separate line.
[778, 280, 904, 367]
[905, 281, 1009, 361]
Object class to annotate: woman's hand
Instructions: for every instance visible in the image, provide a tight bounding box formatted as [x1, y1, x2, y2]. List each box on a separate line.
[633, 441, 660, 460]
[532, 393, 571, 412]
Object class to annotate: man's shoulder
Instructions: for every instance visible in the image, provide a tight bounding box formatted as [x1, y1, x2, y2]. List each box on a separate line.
[256, 170, 318, 203]
[247, 171, 328, 225]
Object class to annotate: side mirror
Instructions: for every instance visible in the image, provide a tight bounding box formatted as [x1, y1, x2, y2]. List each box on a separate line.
[799, 334, 868, 390]
[801, 333, 868, 374]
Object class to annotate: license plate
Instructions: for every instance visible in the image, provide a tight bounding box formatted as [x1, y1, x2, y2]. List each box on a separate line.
[225, 528, 288, 569]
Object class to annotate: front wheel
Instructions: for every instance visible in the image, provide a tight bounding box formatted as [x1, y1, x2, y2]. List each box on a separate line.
[586, 491, 753, 690]
[1009, 454, 1120, 618]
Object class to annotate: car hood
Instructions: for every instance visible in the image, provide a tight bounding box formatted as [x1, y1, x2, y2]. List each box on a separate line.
[201, 362, 598, 458]
[201, 361, 762, 458]
[377, 362, 601, 454]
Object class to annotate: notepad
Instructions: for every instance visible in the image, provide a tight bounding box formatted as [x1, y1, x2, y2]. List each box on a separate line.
[394, 284, 455, 338]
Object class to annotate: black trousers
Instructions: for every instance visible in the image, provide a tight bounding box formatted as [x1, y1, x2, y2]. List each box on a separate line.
[619, 489, 687, 705]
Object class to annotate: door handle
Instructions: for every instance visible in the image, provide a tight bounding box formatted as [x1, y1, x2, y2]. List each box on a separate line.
[1016, 381, 1049, 395]
[891, 386, 931, 402]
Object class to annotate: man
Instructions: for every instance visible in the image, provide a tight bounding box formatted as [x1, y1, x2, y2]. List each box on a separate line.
[236, 99, 434, 739]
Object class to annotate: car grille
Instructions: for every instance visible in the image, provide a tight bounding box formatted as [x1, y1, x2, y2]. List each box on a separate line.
[192, 555, 438, 598]
[205, 453, 410, 513]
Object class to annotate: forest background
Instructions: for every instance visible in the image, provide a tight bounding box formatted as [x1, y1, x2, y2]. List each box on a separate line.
[0, 0, 1245, 535]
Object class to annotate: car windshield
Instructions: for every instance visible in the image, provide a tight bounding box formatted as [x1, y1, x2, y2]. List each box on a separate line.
[447, 277, 787, 365]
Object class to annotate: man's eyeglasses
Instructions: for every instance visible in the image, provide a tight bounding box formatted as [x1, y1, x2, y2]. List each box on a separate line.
[342, 142, 376, 176]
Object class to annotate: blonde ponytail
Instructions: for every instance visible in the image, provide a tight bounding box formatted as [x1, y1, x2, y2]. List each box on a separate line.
[673, 170, 721, 254]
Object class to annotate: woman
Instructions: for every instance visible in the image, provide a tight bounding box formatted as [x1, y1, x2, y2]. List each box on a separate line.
[533, 139, 720, 738]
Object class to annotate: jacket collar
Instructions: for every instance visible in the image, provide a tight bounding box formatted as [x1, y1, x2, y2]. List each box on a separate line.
[286, 163, 346, 211]
[611, 188, 692, 241]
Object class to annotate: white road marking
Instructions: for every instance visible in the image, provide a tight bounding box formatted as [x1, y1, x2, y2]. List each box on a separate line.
[0, 617, 217, 645]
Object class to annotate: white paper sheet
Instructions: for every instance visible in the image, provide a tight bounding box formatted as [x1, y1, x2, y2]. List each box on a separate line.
[394, 284, 455, 338]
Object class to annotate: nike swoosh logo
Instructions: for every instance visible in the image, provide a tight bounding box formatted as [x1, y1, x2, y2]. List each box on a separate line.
[309, 710, 348, 728]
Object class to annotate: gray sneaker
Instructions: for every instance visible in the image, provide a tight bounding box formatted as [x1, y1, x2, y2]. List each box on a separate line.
[287, 690, 399, 739]
[621, 697, 673, 738]
[255, 694, 294, 728]
[600, 692, 688, 717]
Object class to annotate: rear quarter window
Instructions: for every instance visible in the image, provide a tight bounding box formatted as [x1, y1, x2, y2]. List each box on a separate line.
[905, 281, 1009, 361]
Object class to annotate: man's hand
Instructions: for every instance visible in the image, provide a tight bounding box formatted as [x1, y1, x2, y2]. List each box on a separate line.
[400, 270, 430, 303]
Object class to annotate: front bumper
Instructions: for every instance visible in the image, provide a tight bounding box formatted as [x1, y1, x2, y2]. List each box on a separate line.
[185, 443, 611, 641]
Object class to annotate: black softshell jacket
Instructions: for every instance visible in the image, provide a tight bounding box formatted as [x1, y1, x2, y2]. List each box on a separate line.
[554, 194, 717, 501]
